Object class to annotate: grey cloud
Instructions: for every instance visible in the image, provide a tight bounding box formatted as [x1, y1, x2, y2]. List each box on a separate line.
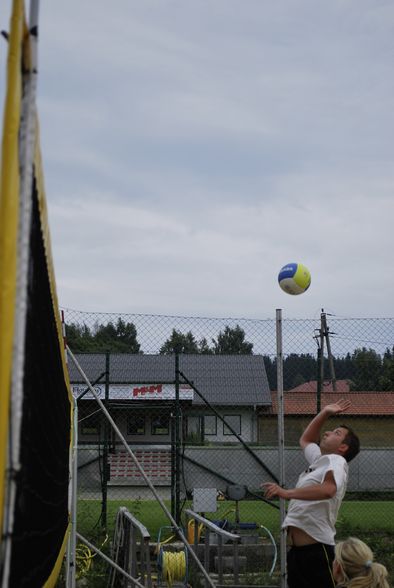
[1, 0, 393, 318]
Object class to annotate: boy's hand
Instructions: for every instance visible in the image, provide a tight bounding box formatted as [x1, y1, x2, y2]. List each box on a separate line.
[323, 398, 351, 416]
[300, 398, 352, 449]
[261, 482, 288, 500]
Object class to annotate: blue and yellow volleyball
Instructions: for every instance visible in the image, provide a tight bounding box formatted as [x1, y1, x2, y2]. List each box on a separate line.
[278, 262, 311, 295]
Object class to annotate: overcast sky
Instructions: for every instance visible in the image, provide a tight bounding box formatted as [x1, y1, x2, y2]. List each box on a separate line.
[1, 1, 394, 320]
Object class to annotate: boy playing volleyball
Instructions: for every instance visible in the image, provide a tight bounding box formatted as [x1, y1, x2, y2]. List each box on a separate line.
[263, 399, 360, 588]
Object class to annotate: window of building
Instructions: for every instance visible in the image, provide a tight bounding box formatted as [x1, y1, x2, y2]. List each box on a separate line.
[186, 415, 201, 443]
[187, 414, 217, 438]
[187, 416, 200, 436]
[152, 415, 170, 435]
[127, 415, 145, 435]
[204, 415, 217, 436]
[223, 415, 241, 436]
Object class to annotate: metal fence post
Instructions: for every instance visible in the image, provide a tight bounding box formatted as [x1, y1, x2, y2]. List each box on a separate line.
[276, 309, 287, 588]
[101, 351, 110, 529]
[316, 345, 322, 414]
[66, 398, 78, 588]
[175, 353, 181, 525]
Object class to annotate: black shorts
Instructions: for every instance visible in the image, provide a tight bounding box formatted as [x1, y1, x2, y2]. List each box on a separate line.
[287, 543, 335, 588]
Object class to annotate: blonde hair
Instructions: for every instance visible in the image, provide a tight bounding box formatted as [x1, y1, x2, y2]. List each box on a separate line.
[335, 537, 390, 588]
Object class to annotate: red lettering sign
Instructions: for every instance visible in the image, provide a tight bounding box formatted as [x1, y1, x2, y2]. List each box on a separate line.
[132, 384, 162, 398]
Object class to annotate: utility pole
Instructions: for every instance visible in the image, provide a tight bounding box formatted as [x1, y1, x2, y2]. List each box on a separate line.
[101, 351, 110, 530]
[314, 310, 337, 413]
[322, 312, 337, 392]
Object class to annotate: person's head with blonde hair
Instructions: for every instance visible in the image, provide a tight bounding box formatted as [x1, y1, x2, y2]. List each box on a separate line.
[333, 537, 390, 588]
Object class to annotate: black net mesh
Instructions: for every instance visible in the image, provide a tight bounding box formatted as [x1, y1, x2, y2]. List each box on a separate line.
[9, 176, 71, 587]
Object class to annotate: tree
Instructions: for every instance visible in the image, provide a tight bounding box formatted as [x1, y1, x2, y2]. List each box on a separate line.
[94, 318, 141, 353]
[66, 319, 141, 353]
[333, 353, 355, 382]
[351, 347, 382, 391]
[282, 353, 316, 389]
[159, 327, 256, 356]
[291, 373, 306, 388]
[159, 329, 200, 354]
[198, 337, 214, 355]
[66, 323, 94, 352]
[212, 325, 253, 355]
[378, 346, 394, 390]
[263, 355, 276, 390]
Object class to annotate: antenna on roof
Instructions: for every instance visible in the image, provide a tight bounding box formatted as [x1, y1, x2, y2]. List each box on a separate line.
[313, 309, 337, 412]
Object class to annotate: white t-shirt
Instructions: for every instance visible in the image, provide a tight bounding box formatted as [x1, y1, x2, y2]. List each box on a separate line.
[283, 443, 348, 545]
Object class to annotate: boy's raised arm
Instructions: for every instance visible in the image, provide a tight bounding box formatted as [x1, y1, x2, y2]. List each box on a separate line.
[299, 399, 351, 449]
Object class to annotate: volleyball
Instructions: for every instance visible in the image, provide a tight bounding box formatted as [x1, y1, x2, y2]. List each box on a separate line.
[278, 262, 311, 295]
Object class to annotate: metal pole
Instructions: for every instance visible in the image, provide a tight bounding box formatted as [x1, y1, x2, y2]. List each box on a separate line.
[66, 398, 78, 588]
[317, 310, 325, 413]
[316, 346, 322, 414]
[322, 313, 337, 392]
[101, 351, 110, 529]
[170, 410, 176, 519]
[175, 353, 181, 525]
[170, 355, 177, 520]
[276, 309, 287, 588]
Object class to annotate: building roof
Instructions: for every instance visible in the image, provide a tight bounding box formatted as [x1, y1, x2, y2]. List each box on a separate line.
[288, 379, 351, 393]
[68, 353, 271, 406]
[271, 388, 394, 416]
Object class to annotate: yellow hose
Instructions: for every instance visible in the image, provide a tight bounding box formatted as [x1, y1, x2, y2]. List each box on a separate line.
[75, 543, 94, 578]
[187, 519, 203, 544]
[76, 534, 108, 579]
[160, 550, 187, 587]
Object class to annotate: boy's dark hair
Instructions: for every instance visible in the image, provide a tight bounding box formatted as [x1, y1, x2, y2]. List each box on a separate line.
[340, 425, 360, 462]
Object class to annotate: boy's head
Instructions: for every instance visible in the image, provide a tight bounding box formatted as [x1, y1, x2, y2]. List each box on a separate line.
[340, 425, 360, 462]
[320, 425, 360, 462]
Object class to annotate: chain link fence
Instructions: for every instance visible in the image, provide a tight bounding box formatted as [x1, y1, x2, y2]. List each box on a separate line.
[63, 308, 394, 586]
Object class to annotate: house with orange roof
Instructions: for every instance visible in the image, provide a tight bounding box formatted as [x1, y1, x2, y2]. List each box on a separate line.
[258, 380, 394, 446]
[287, 379, 351, 394]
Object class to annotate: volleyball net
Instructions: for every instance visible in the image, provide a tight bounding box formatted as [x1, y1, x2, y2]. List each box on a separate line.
[0, 2, 73, 586]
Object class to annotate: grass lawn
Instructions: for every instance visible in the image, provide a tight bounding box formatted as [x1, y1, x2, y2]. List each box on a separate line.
[74, 498, 394, 586]
[338, 500, 394, 531]
[77, 498, 394, 539]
